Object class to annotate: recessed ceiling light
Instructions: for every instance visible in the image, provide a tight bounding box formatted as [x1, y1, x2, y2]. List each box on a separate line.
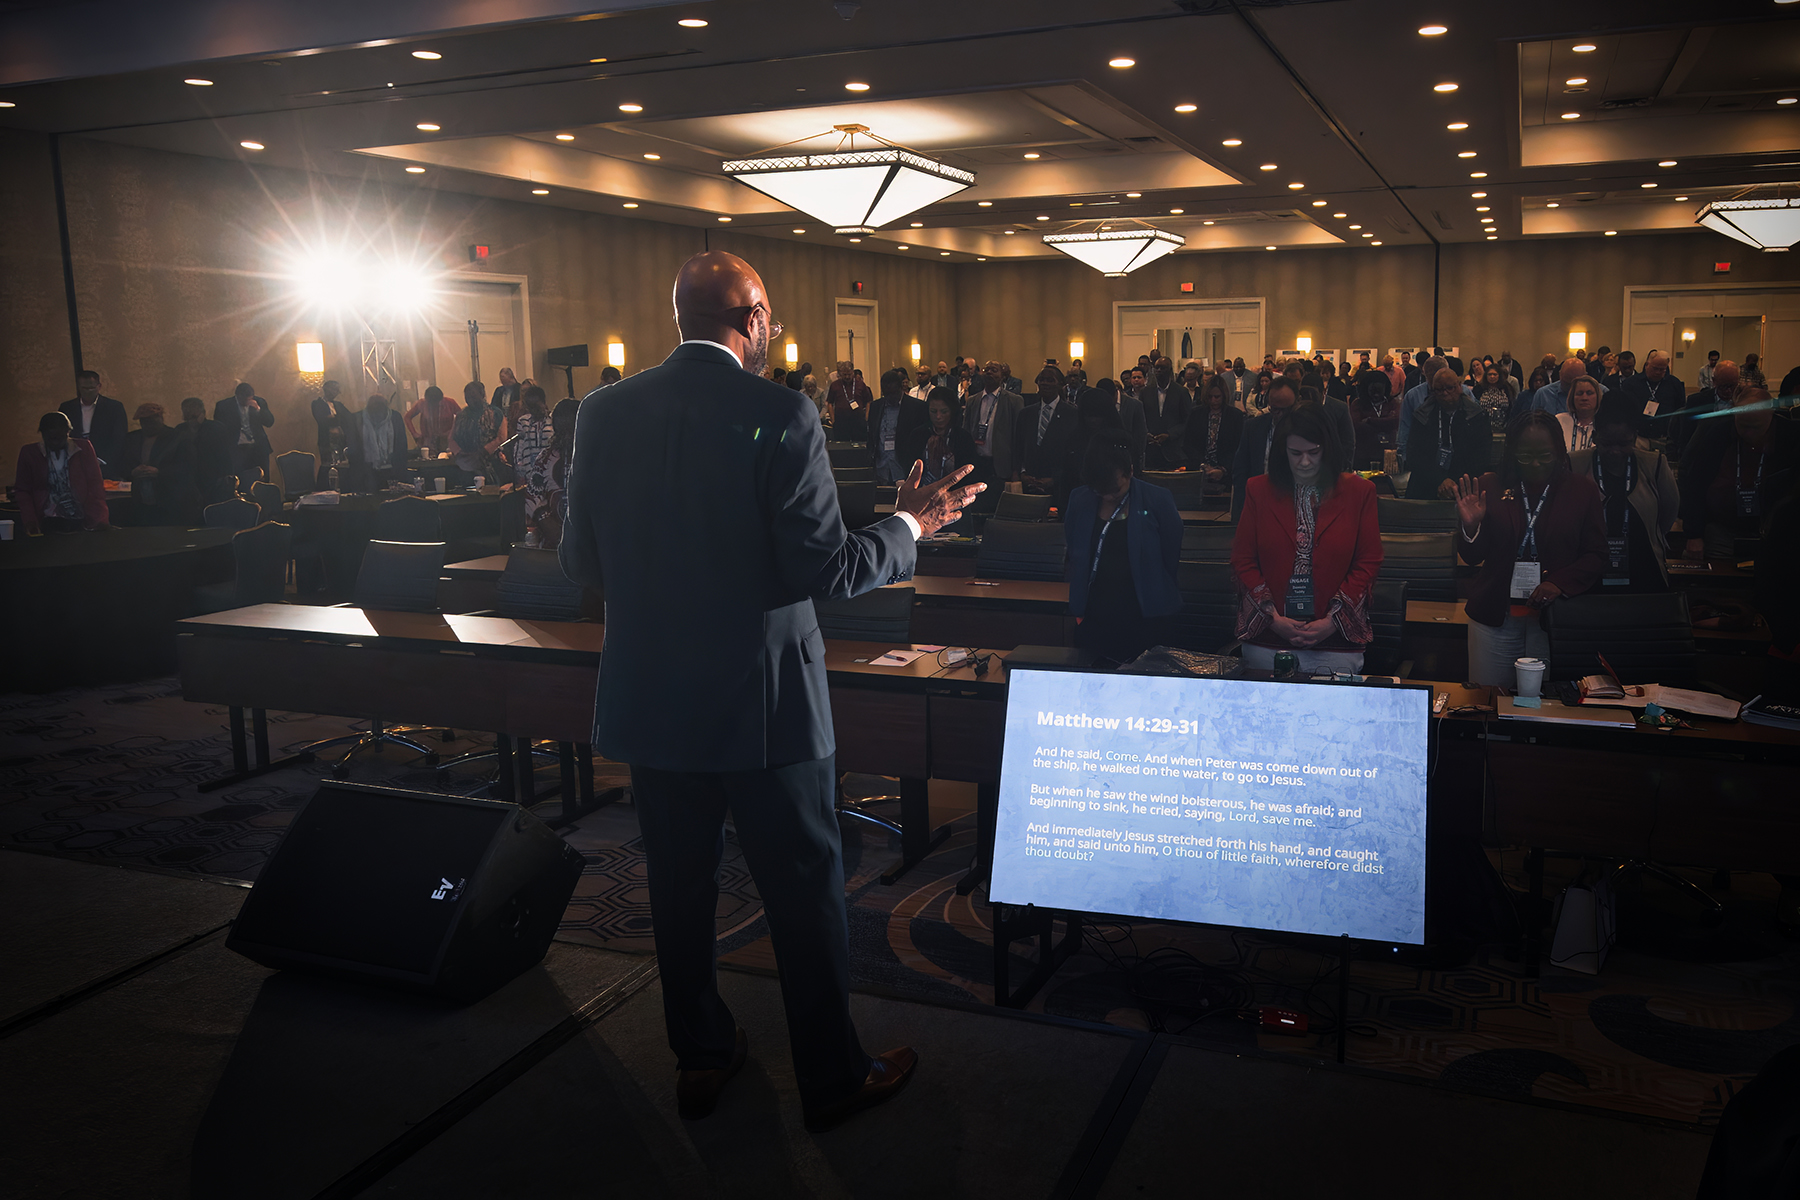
[717, 216, 731, 222]
[412, 50, 441, 60]
[1458, 151, 1477, 158]
[1023, 152, 1040, 159]
[1372, 240, 1383, 245]
[1470, 172, 1488, 178]
[1476, 205, 1490, 212]
[1361, 232, 1373, 237]
[910, 221, 923, 227]
[1126, 192, 1141, 198]
[1419, 24, 1448, 35]
[618, 103, 643, 112]
[978, 200, 993, 207]
[940, 251, 950, 255]
[793, 228, 805, 233]
[1561, 112, 1580, 120]
[849, 237, 862, 242]
[1486, 235, 1498, 240]
[1471, 191, 1487, 198]
[1446, 122, 1469, 130]
[0, 101, 13, 108]
[1036, 215, 1049, 220]
[1565, 77, 1588, 86]
[1170, 208, 1185, 214]
[844, 82, 870, 92]
[1332, 212, 1347, 218]
[678, 18, 708, 27]
[1203, 220, 1215, 225]
[1109, 57, 1135, 68]
[184, 78, 213, 86]
[1311, 200, 1327, 207]
[978, 257, 987, 261]
[643, 152, 661, 159]
[1003, 229, 1015, 235]
[1288, 182, 1305, 189]
[1174, 104, 1197, 113]
[1780, 97, 1799, 105]
[1675, 195, 1689, 201]
[405, 166, 426, 173]
[416, 123, 440, 131]
[1348, 224, 1361, 229]
[1572, 43, 1596, 52]
[1265, 245, 1276, 250]
[1642, 182, 1657, 188]
[1658, 160, 1677, 167]
[532, 188, 549, 195]
[556, 133, 576, 141]
[1480, 217, 1493, 223]
[590, 58, 608, 64]
[1604, 230, 1617, 235]
[897, 245, 908, 250]
[1221, 138, 1242, 147]
[1546, 202, 1560, 208]
[1433, 82, 1459, 92]
[239, 140, 264, 150]
[623, 202, 639, 208]
[1259, 163, 1278, 171]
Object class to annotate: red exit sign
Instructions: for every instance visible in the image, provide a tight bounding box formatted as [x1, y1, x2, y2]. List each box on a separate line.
[1714, 261, 1732, 274]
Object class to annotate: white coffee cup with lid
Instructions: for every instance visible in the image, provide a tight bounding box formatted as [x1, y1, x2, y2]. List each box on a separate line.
[433, 477, 447, 493]
[1514, 657, 1546, 699]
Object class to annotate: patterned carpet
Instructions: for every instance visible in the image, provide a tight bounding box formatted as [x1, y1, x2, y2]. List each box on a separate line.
[3, 676, 1793, 1128]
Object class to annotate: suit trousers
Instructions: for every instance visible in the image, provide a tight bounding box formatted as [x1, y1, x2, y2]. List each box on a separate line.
[630, 755, 870, 1110]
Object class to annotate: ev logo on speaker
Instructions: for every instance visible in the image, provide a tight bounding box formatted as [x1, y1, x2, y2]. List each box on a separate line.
[431, 877, 465, 901]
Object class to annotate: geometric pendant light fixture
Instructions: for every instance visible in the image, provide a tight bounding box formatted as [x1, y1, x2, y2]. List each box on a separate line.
[724, 124, 975, 234]
[1042, 221, 1185, 276]
[1695, 193, 1800, 252]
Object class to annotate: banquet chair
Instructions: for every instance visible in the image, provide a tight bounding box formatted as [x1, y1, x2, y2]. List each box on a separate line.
[275, 450, 317, 499]
[190, 521, 293, 613]
[374, 494, 443, 542]
[249, 481, 284, 524]
[202, 498, 260, 531]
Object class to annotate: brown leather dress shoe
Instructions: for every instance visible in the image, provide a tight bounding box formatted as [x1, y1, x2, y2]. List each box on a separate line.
[677, 1027, 748, 1120]
[803, 1046, 918, 1133]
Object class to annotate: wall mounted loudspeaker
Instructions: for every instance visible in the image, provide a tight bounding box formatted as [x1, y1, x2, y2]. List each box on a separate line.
[227, 782, 586, 1002]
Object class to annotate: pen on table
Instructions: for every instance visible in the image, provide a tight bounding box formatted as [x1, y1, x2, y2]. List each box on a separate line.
[966, 581, 999, 587]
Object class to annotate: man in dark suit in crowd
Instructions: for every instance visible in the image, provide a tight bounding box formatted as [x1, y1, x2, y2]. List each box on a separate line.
[112, 402, 199, 524]
[560, 251, 981, 1132]
[214, 381, 275, 482]
[963, 360, 1022, 485]
[1232, 375, 1305, 521]
[59, 369, 129, 471]
[865, 368, 926, 485]
[1018, 366, 1080, 496]
[179, 395, 236, 503]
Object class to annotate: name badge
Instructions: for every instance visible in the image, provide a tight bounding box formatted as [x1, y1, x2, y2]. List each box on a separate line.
[849, 400, 860, 410]
[1285, 594, 1315, 620]
[1603, 536, 1629, 586]
[881, 435, 896, 452]
[1510, 561, 1542, 600]
[1738, 489, 1760, 519]
[975, 422, 991, 442]
[1438, 446, 1452, 469]
[1642, 400, 1659, 417]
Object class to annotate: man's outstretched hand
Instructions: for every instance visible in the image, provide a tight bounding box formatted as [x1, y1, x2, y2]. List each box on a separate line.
[896, 461, 985, 538]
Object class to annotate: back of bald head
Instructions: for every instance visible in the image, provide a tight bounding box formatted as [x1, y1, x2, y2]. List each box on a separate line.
[673, 251, 764, 337]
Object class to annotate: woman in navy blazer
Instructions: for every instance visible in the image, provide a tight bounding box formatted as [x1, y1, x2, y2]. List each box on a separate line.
[1065, 434, 1183, 664]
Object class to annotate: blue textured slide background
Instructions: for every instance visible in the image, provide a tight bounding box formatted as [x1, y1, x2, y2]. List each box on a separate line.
[989, 671, 1429, 944]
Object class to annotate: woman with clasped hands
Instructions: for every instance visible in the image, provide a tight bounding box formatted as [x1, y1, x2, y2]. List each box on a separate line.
[1230, 403, 1382, 674]
[1452, 410, 1608, 687]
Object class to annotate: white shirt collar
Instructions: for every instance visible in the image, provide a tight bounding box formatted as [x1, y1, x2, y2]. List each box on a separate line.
[679, 338, 742, 366]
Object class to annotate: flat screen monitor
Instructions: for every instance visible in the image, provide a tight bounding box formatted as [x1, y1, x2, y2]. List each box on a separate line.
[990, 670, 1430, 945]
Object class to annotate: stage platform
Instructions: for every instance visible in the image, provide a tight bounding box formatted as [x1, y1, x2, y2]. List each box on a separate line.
[0, 849, 1713, 1198]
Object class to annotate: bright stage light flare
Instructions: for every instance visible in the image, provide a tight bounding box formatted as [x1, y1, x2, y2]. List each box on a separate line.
[285, 251, 440, 316]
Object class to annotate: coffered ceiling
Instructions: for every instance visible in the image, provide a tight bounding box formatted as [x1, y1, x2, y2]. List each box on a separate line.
[1, 0, 1796, 262]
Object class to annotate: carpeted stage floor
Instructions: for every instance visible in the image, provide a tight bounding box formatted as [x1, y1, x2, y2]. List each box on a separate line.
[0, 674, 1781, 1193]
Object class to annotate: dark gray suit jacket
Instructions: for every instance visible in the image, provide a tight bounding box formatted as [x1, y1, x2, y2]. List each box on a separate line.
[560, 341, 919, 772]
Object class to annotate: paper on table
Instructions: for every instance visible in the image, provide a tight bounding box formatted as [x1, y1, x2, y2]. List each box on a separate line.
[1580, 685, 1741, 720]
[871, 649, 926, 667]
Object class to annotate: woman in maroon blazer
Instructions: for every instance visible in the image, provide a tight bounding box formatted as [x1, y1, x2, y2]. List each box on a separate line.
[1451, 409, 1606, 686]
[1231, 403, 1382, 674]
[15, 411, 111, 535]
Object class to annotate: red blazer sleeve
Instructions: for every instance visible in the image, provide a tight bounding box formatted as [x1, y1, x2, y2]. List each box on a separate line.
[1337, 481, 1383, 606]
[1230, 480, 1273, 600]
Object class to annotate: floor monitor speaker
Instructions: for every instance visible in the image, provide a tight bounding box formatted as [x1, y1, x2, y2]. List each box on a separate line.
[227, 782, 586, 1001]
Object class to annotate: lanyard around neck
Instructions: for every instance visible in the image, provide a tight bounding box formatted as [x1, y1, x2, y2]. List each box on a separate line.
[1089, 493, 1131, 585]
[1518, 483, 1549, 560]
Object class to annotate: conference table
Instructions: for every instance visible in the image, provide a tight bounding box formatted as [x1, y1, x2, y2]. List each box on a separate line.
[289, 490, 507, 597]
[2, 525, 235, 690]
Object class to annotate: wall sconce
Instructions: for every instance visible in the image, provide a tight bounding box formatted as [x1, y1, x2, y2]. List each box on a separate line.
[910, 342, 921, 362]
[607, 342, 626, 368]
[1681, 329, 1696, 343]
[296, 341, 324, 373]
[785, 343, 799, 365]
[1568, 331, 1586, 351]
[1069, 340, 1085, 360]
[1295, 336, 1313, 355]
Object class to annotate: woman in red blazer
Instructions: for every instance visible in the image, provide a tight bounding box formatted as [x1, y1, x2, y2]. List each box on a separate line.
[15, 412, 111, 535]
[1231, 403, 1382, 674]
[1451, 409, 1606, 686]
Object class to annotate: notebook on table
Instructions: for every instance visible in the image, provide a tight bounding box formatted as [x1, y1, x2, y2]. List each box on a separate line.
[1575, 655, 1742, 721]
[1496, 695, 1637, 728]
